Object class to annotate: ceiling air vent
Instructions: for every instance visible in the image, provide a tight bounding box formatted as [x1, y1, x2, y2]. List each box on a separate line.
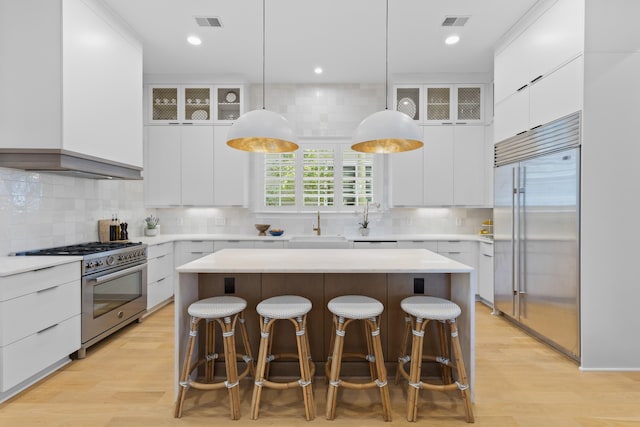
[195, 16, 222, 28]
[441, 16, 470, 27]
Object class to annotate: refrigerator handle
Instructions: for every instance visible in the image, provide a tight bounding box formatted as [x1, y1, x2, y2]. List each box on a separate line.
[510, 166, 517, 317]
[519, 165, 527, 297]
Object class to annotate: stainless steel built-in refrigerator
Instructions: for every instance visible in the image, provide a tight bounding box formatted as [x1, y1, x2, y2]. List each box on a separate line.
[494, 112, 580, 361]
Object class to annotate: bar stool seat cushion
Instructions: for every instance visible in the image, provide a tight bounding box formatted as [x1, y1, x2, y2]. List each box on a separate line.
[401, 296, 461, 321]
[256, 295, 312, 319]
[188, 296, 247, 319]
[327, 295, 384, 319]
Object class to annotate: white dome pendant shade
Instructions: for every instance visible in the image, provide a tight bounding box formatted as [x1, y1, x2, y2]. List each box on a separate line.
[351, 0, 423, 154]
[226, 0, 298, 153]
[226, 109, 298, 153]
[351, 109, 423, 153]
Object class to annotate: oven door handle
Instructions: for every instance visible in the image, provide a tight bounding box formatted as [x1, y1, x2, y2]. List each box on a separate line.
[90, 263, 147, 284]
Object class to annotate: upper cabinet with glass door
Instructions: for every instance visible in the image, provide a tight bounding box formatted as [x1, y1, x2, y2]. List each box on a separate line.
[214, 85, 245, 123]
[393, 85, 423, 122]
[148, 85, 213, 124]
[425, 84, 484, 124]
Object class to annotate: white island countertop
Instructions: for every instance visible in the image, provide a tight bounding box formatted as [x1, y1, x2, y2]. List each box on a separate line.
[176, 248, 474, 274]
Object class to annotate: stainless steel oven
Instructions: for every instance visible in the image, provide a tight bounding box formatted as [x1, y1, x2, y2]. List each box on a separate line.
[15, 241, 147, 358]
[81, 259, 147, 358]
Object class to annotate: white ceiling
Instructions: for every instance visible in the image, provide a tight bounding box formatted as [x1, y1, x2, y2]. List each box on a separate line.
[103, 0, 539, 83]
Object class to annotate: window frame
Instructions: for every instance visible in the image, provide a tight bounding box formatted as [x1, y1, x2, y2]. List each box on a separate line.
[252, 137, 384, 213]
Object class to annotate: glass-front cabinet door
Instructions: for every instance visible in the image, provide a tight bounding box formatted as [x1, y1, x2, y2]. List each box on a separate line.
[214, 86, 244, 122]
[393, 85, 422, 122]
[183, 85, 212, 123]
[425, 85, 452, 123]
[150, 86, 179, 123]
[148, 85, 213, 124]
[455, 85, 483, 123]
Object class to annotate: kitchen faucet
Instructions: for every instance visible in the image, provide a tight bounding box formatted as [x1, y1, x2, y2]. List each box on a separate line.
[313, 210, 321, 236]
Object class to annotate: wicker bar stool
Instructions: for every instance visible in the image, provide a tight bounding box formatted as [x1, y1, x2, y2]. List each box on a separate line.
[325, 295, 392, 421]
[174, 296, 254, 420]
[397, 296, 474, 423]
[251, 295, 316, 421]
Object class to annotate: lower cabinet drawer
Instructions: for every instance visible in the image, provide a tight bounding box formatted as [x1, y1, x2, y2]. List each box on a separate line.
[147, 277, 174, 310]
[0, 280, 80, 346]
[1, 315, 80, 392]
[148, 253, 174, 284]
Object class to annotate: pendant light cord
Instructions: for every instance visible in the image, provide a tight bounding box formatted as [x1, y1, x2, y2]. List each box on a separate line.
[262, 0, 266, 110]
[385, 0, 389, 110]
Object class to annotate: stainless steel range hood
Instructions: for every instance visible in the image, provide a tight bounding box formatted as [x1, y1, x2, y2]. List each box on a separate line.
[0, 149, 142, 180]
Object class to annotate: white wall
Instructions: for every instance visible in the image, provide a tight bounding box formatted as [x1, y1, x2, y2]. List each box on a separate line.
[580, 0, 640, 370]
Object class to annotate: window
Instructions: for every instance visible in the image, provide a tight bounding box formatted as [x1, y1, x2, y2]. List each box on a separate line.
[259, 139, 380, 211]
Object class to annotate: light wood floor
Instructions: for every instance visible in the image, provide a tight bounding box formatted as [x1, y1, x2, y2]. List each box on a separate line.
[1, 302, 640, 426]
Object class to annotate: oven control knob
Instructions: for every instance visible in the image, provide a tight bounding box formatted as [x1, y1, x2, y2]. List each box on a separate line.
[106, 256, 115, 265]
[85, 262, 92, 269]
[87, 261, 95, 268]
[97, 260, 104, 266]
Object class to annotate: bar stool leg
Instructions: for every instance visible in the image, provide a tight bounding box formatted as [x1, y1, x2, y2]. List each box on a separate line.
[437, 320, 453, 384]
[205, 319, 216, 382]
[367, 316, 392, 422]
[237, 312, 255, 377]
[250, 316, 275, 420]
[326, 316, 346, 420]
[449, 320, 474, 423]
[220, 315, 241, 420]
[395, 315, 412, 384]
[175, 316, 200, 418]
[293, 315, 315, 421]
[407, 316, 427, 422]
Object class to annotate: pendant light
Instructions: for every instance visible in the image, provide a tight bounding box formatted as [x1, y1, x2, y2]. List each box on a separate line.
[351, 0, 423, 154]
[226, 0, 298, 153]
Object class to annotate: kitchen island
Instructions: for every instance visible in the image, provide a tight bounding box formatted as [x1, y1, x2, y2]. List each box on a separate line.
[175, 248, 475, 398]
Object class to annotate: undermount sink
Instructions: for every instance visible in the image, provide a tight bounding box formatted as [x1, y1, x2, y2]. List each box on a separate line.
[287, 235, 351, 249]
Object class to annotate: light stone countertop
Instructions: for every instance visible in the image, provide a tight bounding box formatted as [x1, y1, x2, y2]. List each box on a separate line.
[176, 248, 474, 274]
[138, 233, 493, 246]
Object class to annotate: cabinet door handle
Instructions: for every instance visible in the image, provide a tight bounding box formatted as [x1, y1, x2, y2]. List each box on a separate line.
[33, 266, 55, 272]
[455, 122, 467, 125]
[157, 277, 166, 282]
[516, 130, 527, 136]
[168, 122, 180, 125]
[482, 253, 493, 258]
[37, 323, 59, 334]
[447, 240, 461, 243]
[182, 122, 193, 125]
[157, 255, 166, 260]
[442, 122, 454, 125]
[530, 124, 543, 130]
[530, 74, 543, 84]
[516, 84, 528, 92]
[37, 285, 59, 293]
[226, 240, 240, 243]
[447, 251, 462, 255]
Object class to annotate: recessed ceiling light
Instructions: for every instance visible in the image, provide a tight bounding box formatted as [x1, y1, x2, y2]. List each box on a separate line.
[445, 35, 460, 45]
[314, 67, 323, 74]
[187, 35, 202, 46]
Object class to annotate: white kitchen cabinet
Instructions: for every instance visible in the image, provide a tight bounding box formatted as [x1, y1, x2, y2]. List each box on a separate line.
[144, 126, 181, 206]
[352, 241, 398, 249]
[213, 86, 245, 123]
[213, 240, 254, 252]
[390, 125, 486, 207]
[213, 125, 249, 207]
[453, 125, 486, 206]
[182, 126, 215, 205]
[396, 240, 439, 252]
[423, 126, 454, 205]
[148, 85, 213, 124]
[0, 0, 143, 169]
[174, 241, 215, 267]
[0, 261, 80, 402]
[494, 0, 584, 103]
[494, 55, 583, 143]
[146, 242, 174, 311]
[144, 125, 215, 206]
[437, 240, 478, 293]
[477, 241, 494, 305]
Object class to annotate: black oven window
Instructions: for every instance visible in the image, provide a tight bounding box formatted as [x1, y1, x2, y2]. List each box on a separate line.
[93, 270, 143, 318]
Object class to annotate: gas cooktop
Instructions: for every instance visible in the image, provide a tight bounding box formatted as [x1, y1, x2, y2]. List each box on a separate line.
[15, 241, 143, 256]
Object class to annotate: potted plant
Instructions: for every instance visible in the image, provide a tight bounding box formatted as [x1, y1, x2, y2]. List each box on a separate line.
[144, 214, 160, 236]
[357, 201, 380, 236]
